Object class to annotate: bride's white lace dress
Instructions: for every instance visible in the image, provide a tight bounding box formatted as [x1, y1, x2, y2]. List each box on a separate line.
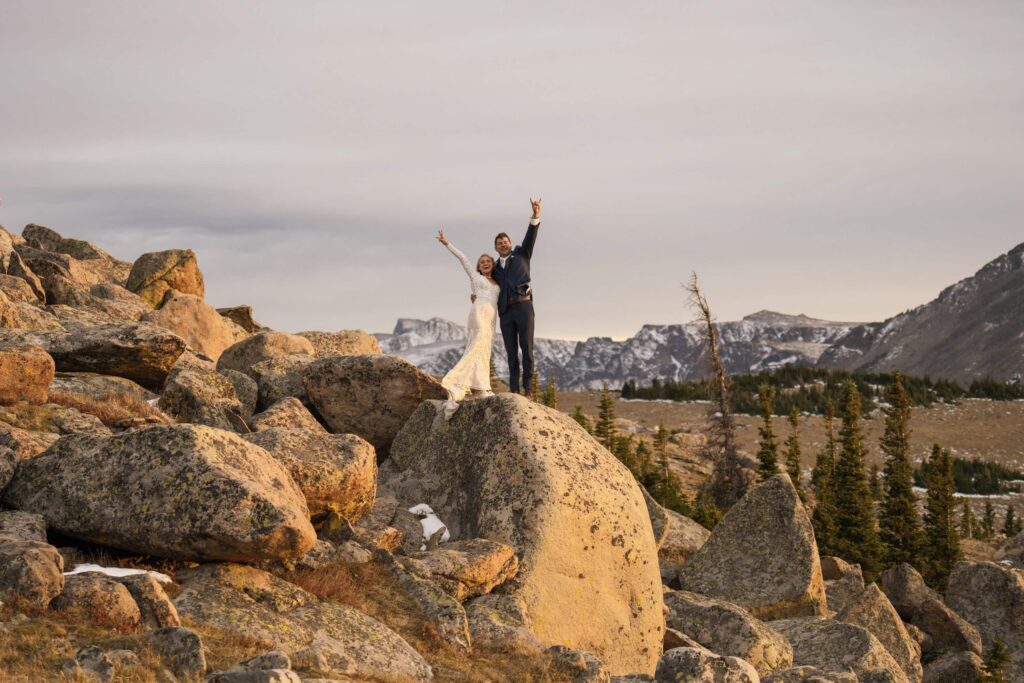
[441, 242, 499, 405]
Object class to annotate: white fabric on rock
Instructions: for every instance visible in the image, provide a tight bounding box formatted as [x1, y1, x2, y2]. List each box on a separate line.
[440, 242, 498, 408]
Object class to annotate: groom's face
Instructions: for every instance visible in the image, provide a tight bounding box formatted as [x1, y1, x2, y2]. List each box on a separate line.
[495, 235, 513, 258]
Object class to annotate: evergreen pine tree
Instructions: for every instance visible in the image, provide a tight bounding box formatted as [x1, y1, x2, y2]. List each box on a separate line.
[635, 440, 653, 481]
[756, 384, 780, 481]
[878, 372, 922, 568]
[611, 434, 638, 476]
[831, 380, 884, 581]
[868, 463, 883, 500]
[783, 407, 805, 501]
[960, 499, 975, 540]
[572, 405, 592, 434]
[594, 384, 616, 449]
[921, 445, 962, 590]
[542, 376, 558, 408]
[1002, 505, 1020, 537]
[981, 636, 1011, 682]
[530, 371, 540, 400]
[811, 400, 839, 554]
[981, 500, 996, 540]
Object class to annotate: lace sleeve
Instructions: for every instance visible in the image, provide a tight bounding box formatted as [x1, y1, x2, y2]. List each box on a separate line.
[446, 242, 479, 296]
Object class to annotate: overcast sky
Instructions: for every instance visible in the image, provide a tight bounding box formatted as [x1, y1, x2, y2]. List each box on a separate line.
[2, 2, 1022, 339]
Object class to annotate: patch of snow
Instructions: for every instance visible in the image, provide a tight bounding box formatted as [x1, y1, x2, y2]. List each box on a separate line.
[408, 503, 451, 550]
[64, 563, 172, 584]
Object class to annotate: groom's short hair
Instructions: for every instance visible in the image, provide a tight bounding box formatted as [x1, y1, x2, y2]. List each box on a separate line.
[494, 232, 510, 247]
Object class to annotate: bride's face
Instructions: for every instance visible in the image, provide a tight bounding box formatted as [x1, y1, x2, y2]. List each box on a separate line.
[477, 255, 495, 276]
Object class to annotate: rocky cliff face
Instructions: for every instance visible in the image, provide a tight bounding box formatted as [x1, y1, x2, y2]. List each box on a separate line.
[819, 242, 1024, 383]
[377, 311, 858, 390]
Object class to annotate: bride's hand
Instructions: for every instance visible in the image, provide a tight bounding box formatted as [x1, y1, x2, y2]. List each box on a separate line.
[436, 229, 449, 246]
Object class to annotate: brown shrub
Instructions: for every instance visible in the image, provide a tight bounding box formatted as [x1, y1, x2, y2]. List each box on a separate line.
[46, 391, 168, 427]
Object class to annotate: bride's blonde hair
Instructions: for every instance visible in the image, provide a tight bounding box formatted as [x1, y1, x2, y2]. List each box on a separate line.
[476, 254, 494, 275]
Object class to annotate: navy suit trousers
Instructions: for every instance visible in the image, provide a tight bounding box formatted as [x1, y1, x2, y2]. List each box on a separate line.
[499, 301, 534, 394]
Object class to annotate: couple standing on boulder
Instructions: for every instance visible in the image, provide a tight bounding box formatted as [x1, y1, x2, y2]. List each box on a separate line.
[435, 198, 542, 419]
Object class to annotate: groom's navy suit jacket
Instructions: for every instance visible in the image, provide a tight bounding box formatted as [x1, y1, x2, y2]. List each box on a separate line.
[495, 221, 539, 316]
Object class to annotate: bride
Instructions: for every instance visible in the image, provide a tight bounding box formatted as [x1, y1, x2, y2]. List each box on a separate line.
[436, 229, 500, 419]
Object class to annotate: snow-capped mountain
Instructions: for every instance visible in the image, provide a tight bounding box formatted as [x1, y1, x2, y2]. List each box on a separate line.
[376, 311, 859, 390]
[818, 241, 1024, 382]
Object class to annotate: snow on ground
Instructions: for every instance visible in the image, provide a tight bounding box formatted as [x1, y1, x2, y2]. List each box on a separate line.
[408, 503, 452, 550]
[64, 563, 172, 584]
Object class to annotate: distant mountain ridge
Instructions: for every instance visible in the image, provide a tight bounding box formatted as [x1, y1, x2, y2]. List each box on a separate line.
[819, 241, 1024, 383]
[376, 311, 859, 391]
[378, 242, 1024, 389]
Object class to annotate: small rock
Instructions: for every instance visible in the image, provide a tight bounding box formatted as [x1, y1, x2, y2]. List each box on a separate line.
[216, 331, 314, 379]
[655, 647, 759, 683]
[52, 574, 142, 629]
[126, 249, 205, 308]
[150, 626, 207, 682]
[546, 645, 611, 683]
[250, 397, 326, 434]
[921, 650, 984, 683]
[401, 538, 519, 602]
[297, 330, 382, 357]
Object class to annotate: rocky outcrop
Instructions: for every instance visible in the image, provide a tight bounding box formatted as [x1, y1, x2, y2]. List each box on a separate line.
[142, 292, 248, 361]
[770, 618, 910, 683]
[52, 574, 143, 629]
[22, 224, 120, 264]
[11, 322, 188, 390]
[0, 290, 64, 331]
[655, 648, 759, 683]
[250, 354, 314, 411]
[298, 330, 382, 357]
[663, 589, 793, 675]
[657, 507, 710, 586]
[382, 395, 663, 675]
[3, 425, 315, 561]
[946, 561, 1024, 680]
[0, 227, 46, 301]
[49, 371, 156, 402]
[158, 365, 248, 432]
[173, 563, 433, 681]
[836, 583, 922, 683]
[880, 563, 982, 656]
[304, 354, 446, 456]
[922, 650, 984, 683]
[244, 428, 376, 520]
[0, 344, 54, 404]
[400, 539, 519, 602]
[0, 274, 41, 303]
[126, 249, 205, 307]
[217, 305, 264, 333]
[0, 510, 64, 610]
[216, 331, 314, 378]
[250, 397, 326, 433]
[679, 474, 827, 621]
[43, 276, 150, 324]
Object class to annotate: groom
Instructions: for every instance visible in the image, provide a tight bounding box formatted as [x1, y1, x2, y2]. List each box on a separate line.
[493, 198, 542, 398]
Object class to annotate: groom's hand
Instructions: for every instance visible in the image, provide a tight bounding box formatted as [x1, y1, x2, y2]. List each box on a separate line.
[530, 197, 542, 220]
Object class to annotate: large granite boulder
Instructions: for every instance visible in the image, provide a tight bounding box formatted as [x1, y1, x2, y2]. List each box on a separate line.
[836, 583, 922, 683]
[0, 510, 64, 610]
[770, 618, 910, 683]
[52, 573, 142, 629]
[43, 275, 150, 323]
[658, 507, 711, 586]
[50, 371, 157, 402]
[250, 354, 315, 411]
[22, 224, 120, 263]
[304, 354, 446, 456]
[173, 563, 433, 681]
[217, 331, 314, 378]
[244, 428, 376, 520]
[880, 563, 982, 655]
[15, 244, 127, 289]
[0, 290, 64, 331]
[0, 274, 41, 303]
[3, 425, 315, 561]
[663, 589, 793, 675]
[679, 474, 827, 620]
[946, 561, 1024, 680]
[401, 538, 519, 602]
[297, 330, 382, 357]
[824, 565, 865, 615]
[0, 228, 45, 301]
[382, 395, 663, 675]
[142, 292, 248, 361]
[0, 344, 54, 404]
[158, 365, 248, 432]
[126, 249, 205, 308]
[250, 397, 325, 433]
[922, 651, 984, 683]
[23, 322, 187, 391]
[655, 648, 759, 683]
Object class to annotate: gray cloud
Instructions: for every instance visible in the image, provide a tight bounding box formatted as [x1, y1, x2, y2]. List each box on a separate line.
[1, 1, 1022, 339]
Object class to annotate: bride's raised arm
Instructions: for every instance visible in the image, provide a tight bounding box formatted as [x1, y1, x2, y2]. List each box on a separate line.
[436, 229, 479, 295]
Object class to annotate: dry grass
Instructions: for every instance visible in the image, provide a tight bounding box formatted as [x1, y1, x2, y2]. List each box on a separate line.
[283, 562, 571, 683]
[45, 391, 167, 428]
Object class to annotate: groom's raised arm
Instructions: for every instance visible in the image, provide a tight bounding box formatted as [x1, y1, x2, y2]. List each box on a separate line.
[520, 197, 542, 259]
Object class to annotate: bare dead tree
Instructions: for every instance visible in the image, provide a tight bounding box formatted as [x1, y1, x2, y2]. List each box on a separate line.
[685, 272, 748, 510]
